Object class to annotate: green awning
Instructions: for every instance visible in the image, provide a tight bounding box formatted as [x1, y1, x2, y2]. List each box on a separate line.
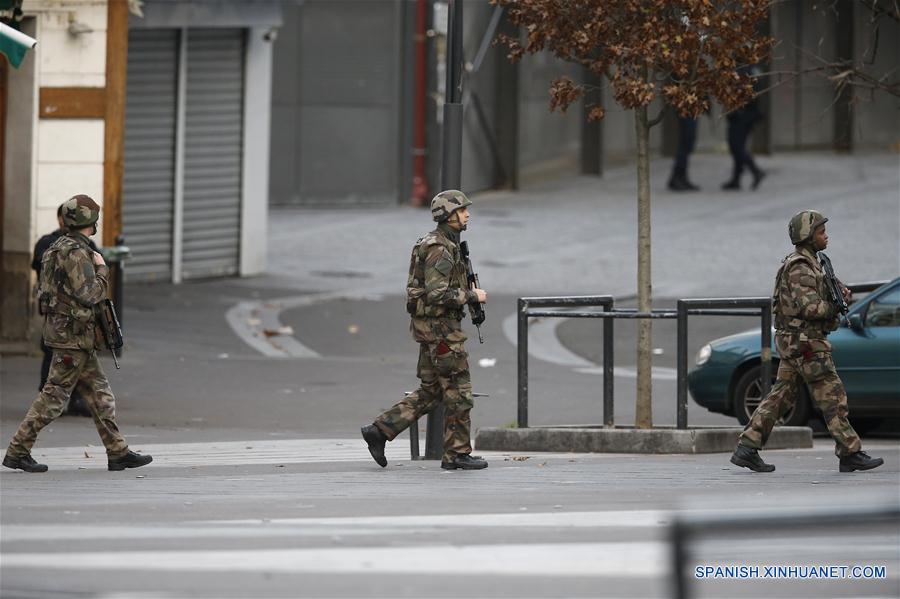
[0, 21, 35, 68]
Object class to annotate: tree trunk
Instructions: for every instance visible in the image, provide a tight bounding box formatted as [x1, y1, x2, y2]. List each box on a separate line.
[634, 97, 653, 429]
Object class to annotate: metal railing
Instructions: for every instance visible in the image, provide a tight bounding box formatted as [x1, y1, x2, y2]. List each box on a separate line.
[517, 295, 773, 429]
[410, 281, 889, 457]
[669, 503, 900, 599]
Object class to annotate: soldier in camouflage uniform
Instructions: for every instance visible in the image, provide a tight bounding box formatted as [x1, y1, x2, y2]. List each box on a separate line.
[730, 210, 883, 473]
[361, 190, 488, 470]
[2, 195, 153, 473]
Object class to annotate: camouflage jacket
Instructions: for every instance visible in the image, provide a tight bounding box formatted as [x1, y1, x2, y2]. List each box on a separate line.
[406, 223, 475, 324]
[38, 232, 109, 350]
[772, 245, 840, 345]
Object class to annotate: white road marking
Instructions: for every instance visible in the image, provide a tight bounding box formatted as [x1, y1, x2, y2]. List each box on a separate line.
[502, 313, 679, 379]
[1, 541, 668, 577]
[0, 510, 673, 543]
[225, 292, 384, 358]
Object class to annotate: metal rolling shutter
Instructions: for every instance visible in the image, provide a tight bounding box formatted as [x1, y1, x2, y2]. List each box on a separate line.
[122, 29, 178, 282]
[181, 29, 244, 279]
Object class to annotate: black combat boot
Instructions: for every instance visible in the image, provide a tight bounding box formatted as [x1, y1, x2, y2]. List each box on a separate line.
[750, 168, 766, 191]
[839, 451, 884, 473]
[667, 173, 700, 192]
[361, 424, 388, 467]
[108, 450, 153, 471]
[441, 454, 488, 470]
[2, 453, 49, 473]
[730, 444, 775, 472]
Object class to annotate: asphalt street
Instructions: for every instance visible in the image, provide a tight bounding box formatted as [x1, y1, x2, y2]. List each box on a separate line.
[1, 152, 898, 598]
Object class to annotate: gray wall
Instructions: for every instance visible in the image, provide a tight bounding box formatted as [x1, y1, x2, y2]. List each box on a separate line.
[764, 0, 898, 152]
[517, 51, 583, 183]
[270, 0, 404, 206]
[267, 1, 897, 208]
[851, 5, 900, 149]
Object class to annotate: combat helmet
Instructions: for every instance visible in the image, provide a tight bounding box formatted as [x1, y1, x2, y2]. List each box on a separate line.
[431, 189, 472, 222]
[61, 194, 101, 228]
[788, 210, 827, 245]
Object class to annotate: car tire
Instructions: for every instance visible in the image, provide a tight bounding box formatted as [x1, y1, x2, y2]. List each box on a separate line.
[733, 363, 811, 426]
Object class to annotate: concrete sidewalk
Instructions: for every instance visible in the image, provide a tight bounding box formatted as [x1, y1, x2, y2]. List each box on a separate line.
[266, 152, 899, 299]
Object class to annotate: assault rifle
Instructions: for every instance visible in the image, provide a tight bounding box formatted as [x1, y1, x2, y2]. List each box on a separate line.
[819, 252, 849, 315]
[459, 240, 485, 343]
[94, 298, 124, 369]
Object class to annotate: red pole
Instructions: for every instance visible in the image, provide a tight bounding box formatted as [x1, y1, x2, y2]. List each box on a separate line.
[410, 0, 429, 206]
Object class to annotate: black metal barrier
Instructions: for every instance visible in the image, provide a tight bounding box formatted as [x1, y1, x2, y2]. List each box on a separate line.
[670, 503, 900, 599]
[517, 295, 772, 429]
[411, 282, 887, 458]
[676, 298, 771, 429]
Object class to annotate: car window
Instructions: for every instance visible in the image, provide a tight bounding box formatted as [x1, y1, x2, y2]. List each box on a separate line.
[865, 286, 900, 327]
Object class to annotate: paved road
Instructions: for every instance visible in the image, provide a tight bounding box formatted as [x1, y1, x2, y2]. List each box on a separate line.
[2, 438, 898, 598]
[1, 152, 898, 598]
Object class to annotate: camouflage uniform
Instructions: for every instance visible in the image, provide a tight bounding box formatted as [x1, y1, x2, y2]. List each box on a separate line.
[739, 246, 860, 457]
[373, 222, 478, 463]
[6, 205, 131, 461]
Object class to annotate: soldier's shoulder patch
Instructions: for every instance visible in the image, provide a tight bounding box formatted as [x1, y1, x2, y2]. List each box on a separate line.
[433, 248, 454, 276]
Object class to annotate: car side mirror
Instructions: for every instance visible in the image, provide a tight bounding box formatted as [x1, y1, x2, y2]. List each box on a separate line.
[847, 313, 865, 332]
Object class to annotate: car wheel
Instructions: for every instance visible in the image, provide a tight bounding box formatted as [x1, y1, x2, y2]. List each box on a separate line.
[733, 363, 811, 426]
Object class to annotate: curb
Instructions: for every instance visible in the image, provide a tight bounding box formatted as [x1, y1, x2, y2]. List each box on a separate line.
[475, 425, 813, 454]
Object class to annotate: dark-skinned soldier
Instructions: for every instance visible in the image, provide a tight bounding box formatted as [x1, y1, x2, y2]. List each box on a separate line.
[3, 195, 152, 473]
[361, 190, 488, 470]
[730, 210, 883, 473]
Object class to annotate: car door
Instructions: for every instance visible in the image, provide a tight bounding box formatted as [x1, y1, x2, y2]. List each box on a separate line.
[834, 281, 900, 414]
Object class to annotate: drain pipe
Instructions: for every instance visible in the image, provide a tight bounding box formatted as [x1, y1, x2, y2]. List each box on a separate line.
[409, 0, 429, 206]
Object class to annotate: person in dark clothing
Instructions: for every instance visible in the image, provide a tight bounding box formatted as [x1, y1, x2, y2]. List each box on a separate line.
[32, 203, 99, 417]
[668, 116, 700, 191]
[722, 66, 766, 191]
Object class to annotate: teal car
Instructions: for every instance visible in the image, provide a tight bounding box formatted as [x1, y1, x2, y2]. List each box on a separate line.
[688, 278, 900, 431]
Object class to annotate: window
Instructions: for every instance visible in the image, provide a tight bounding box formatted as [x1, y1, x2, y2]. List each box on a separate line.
[865, 286, 900, 327]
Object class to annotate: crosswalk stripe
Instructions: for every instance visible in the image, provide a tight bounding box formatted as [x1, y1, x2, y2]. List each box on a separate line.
[1, 541, 668, 577]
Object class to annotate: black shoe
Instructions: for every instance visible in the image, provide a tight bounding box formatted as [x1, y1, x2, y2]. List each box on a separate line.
[441, 454, 488, 470]
[730, 445, 775, 472]
[839, 451, 884, 472]
[3, 453, 49, 473]
[361, 424, 388, 467]
[721, 180, 741, 191]
[751, 169, 766, 190]
[668, 175, 700, 192]
[108, 450, 152, 471]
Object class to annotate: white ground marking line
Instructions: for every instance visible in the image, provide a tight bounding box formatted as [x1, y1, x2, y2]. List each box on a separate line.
[1, 541, 668, 577]
[225, 292, 384, 358]
[6, 539, 896, 578]
[0, 510, 673, 543]
[502, 313, 678, 380]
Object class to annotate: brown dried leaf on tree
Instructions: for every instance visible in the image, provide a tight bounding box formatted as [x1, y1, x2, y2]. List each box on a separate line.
[492, 0, 774, 118]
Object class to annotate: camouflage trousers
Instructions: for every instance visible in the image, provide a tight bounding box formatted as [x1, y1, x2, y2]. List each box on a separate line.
[375, 339, 474, 462]
[739, 350, 861, 457]
[7, 349, 129, 459]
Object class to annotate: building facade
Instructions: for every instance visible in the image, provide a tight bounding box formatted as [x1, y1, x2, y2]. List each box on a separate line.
[1, 0, 279, 345]
[269, 0, 899, 207]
